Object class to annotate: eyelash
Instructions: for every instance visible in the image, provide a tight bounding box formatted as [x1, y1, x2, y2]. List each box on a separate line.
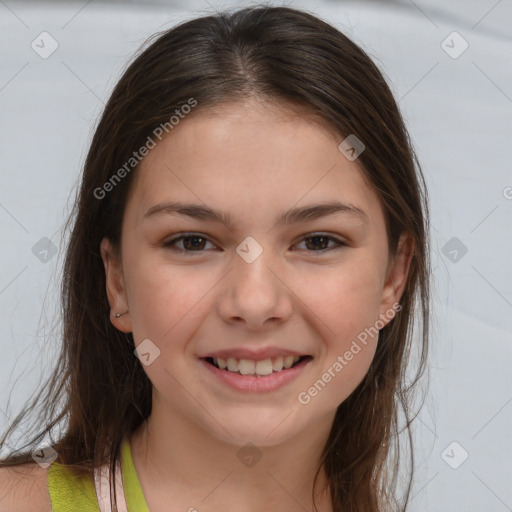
[163, 233, 346, 254]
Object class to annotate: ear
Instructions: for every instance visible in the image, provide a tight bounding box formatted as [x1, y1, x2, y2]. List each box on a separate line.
[377, 232, 414, 327]
[100, 237, 132, 333]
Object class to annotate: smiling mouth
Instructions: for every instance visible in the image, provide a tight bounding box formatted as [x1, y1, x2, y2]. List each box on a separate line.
[203, 355, 312, 376]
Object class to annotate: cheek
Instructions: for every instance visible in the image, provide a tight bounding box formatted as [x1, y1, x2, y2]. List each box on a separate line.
[296, 256, 385, 339]
[125, 251, 213, 342]
[294, 264, 383, 409]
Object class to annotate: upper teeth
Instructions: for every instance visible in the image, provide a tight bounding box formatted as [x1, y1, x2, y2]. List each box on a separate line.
[213, 355, 301, 376]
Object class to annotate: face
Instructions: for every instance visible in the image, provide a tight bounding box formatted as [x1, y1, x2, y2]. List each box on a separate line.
[101, 98, 412, 448]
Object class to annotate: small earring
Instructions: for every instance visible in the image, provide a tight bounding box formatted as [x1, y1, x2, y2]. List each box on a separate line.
[114, 310, 129, 318]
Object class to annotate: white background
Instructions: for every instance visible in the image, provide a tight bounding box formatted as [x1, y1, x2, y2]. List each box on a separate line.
[1, 0, 511, 510]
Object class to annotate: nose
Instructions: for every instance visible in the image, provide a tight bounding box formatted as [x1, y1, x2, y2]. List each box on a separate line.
[216, 245, 293, 331]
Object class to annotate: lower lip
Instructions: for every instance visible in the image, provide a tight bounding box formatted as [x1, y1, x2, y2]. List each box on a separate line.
[199, 357, 312, 393]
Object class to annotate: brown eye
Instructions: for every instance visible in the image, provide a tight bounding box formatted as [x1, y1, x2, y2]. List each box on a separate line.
[164, 234, 215, 252]
[295, 234, 345, 252]
[183, 236, 206, 250]
[304, 235, 330, 250]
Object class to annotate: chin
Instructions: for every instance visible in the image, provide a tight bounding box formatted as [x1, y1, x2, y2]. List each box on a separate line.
[207, 415, 301, 447]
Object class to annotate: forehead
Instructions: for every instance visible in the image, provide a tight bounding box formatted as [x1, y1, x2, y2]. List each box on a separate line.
[125, 99, 385, 229]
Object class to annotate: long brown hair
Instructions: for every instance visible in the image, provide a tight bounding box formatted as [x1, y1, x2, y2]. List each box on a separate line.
[0, 6, 430, 512]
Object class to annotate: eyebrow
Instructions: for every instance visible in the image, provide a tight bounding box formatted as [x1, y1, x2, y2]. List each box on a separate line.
[143, 200, 369, 227]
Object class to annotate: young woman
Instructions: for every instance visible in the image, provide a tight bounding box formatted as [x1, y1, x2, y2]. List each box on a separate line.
[0, 5, 430, 512]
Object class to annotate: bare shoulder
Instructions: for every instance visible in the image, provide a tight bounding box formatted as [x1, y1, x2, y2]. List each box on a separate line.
[0, 463, 52, 512]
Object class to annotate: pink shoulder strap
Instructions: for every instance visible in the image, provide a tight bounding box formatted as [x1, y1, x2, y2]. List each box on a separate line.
[93, 457, 129, 512]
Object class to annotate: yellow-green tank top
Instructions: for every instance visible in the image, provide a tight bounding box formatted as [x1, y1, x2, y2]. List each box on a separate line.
[47, 436, 150, 511]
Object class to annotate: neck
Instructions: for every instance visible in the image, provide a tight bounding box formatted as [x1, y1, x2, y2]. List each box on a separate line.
[129, 406, 335, 512]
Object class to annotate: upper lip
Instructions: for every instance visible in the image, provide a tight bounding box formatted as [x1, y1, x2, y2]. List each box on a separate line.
[200, 347, 311, 360]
